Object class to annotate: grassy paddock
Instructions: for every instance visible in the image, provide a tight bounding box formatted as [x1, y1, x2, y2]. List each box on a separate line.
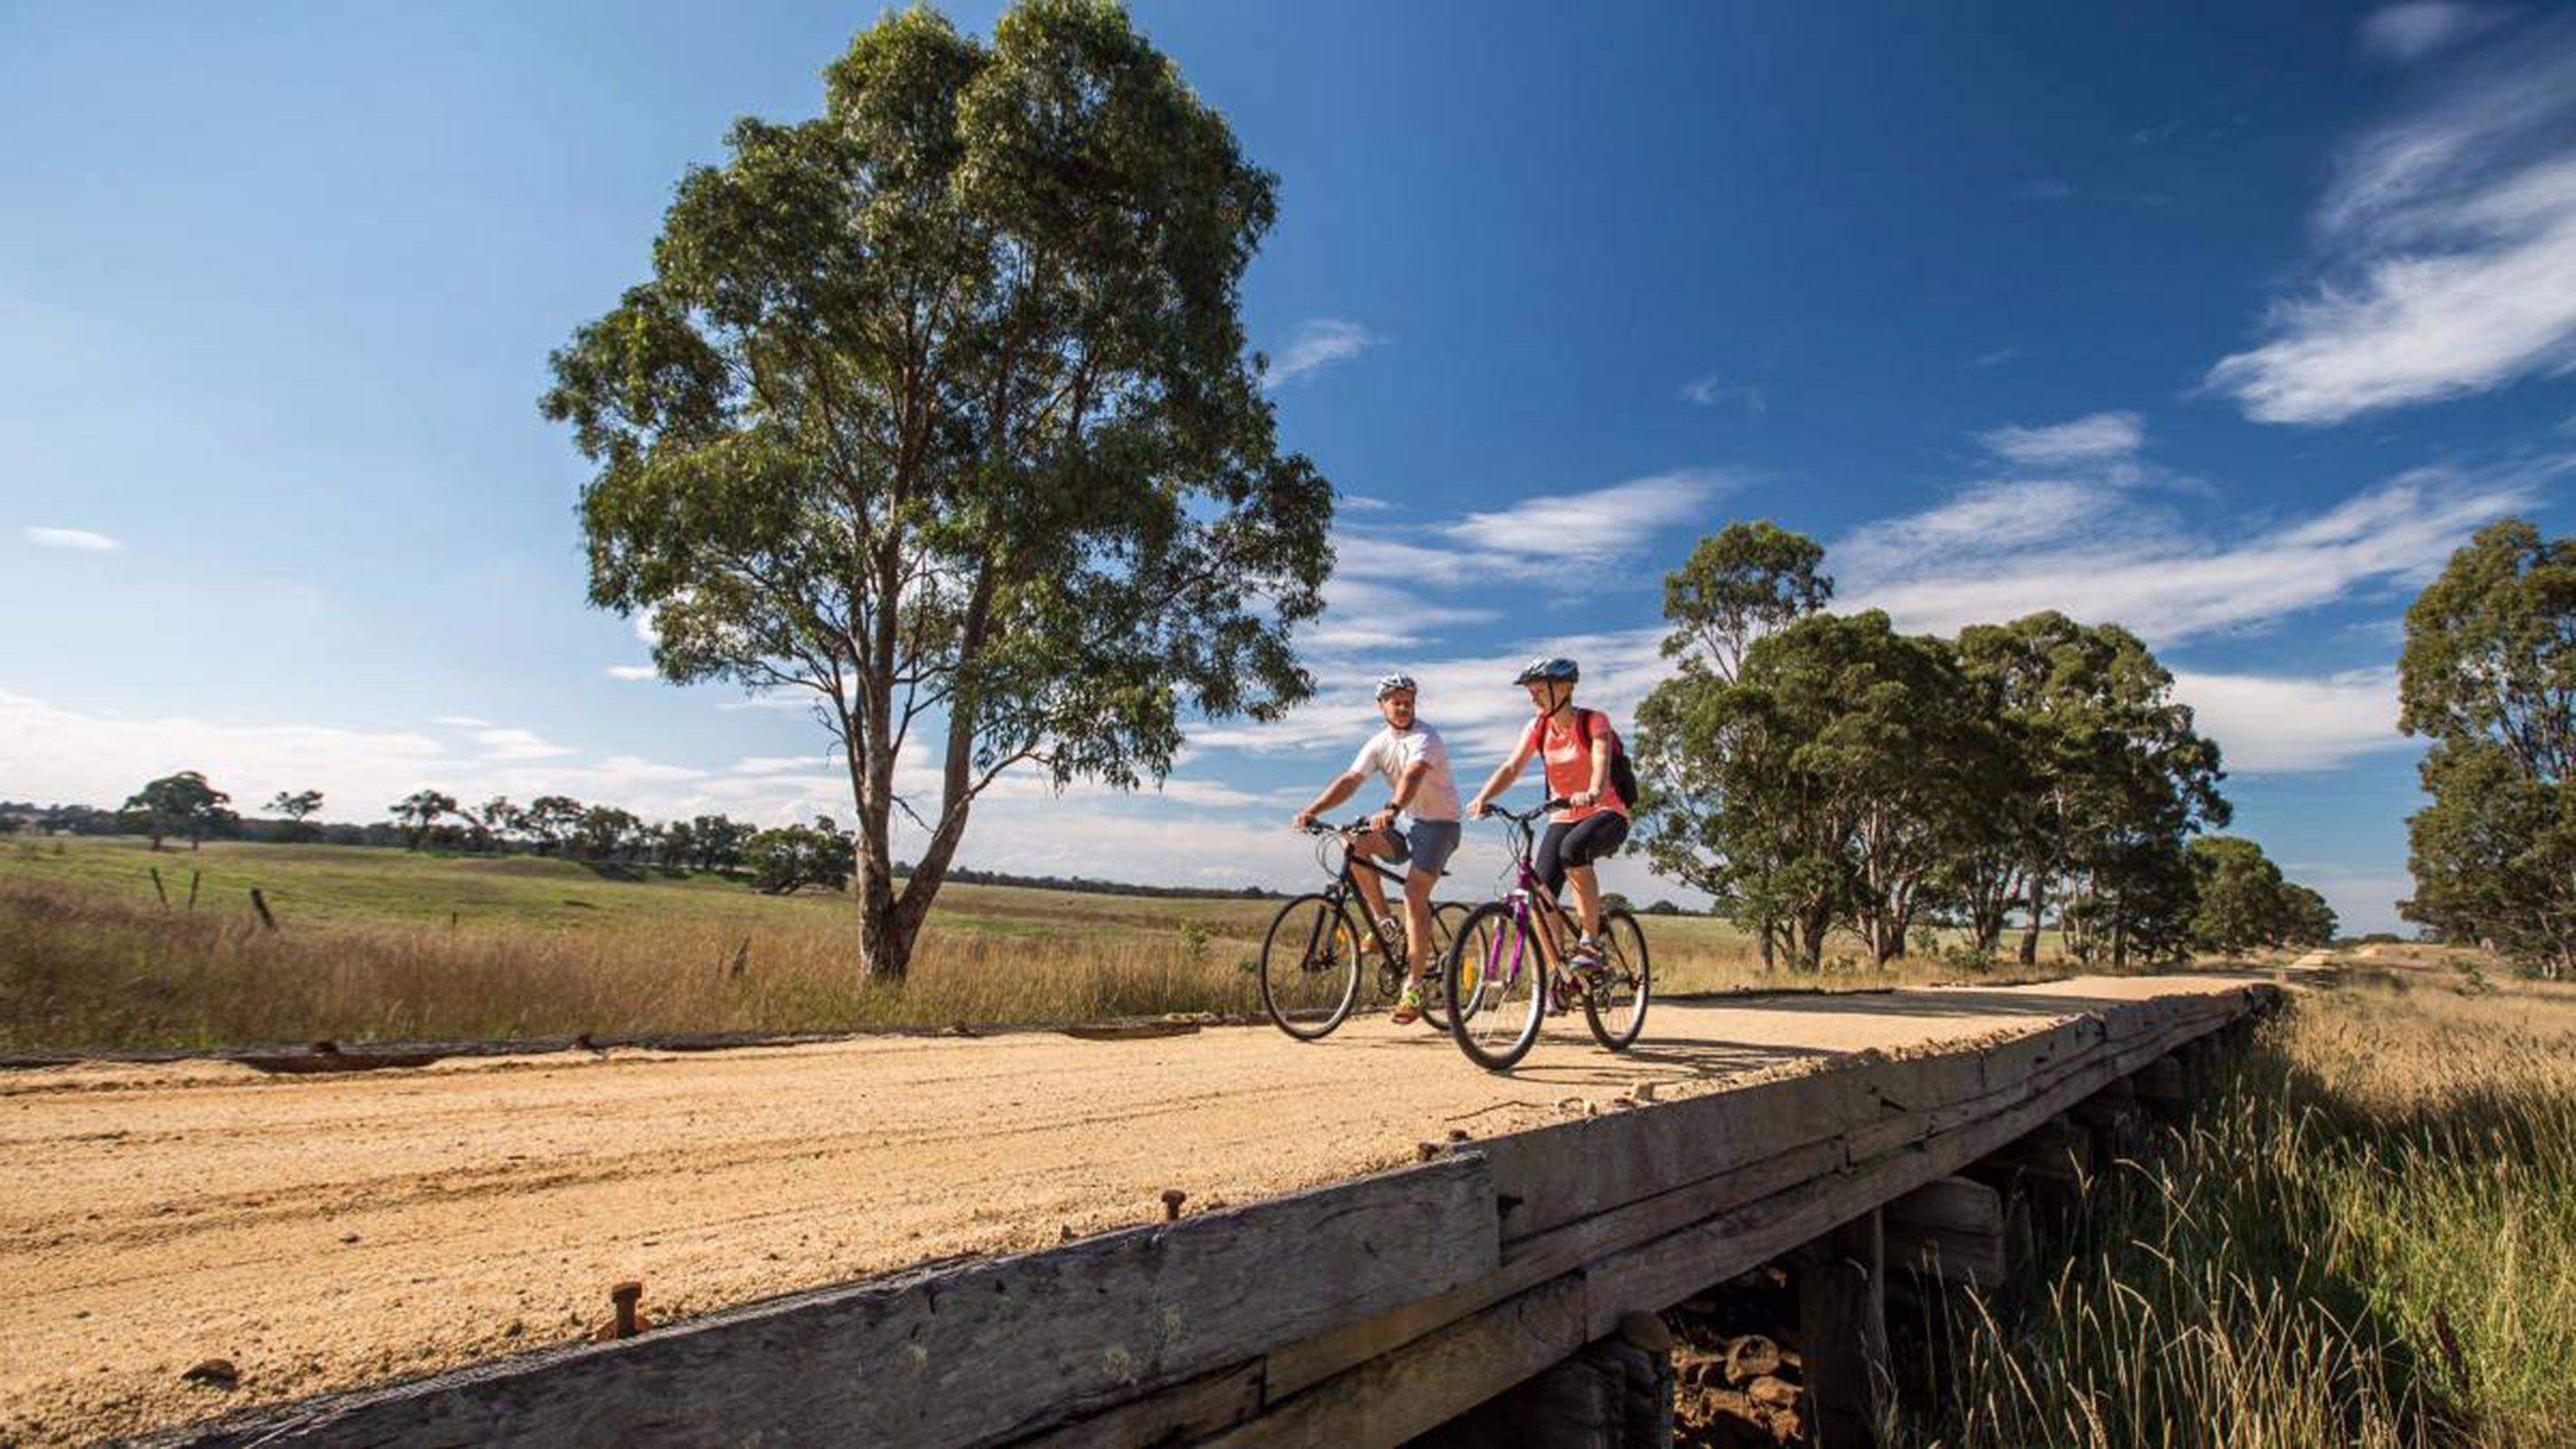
[5, 837, 2074, 1050]
[1903, 964, 2576, 1448]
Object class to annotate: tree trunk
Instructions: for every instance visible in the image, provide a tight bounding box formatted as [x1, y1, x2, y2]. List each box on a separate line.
[2020, 877, 2044, 966]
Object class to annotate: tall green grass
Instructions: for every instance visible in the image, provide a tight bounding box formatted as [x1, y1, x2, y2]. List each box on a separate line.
[1907, 976, 2576, 1448]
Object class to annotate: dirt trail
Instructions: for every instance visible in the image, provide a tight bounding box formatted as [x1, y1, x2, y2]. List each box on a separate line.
[0, 974, 2257, 1445]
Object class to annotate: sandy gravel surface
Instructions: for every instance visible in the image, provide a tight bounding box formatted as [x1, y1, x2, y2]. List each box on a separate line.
[0, 974, 2253, 1446]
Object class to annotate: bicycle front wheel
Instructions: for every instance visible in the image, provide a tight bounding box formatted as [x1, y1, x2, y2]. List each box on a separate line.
[1446, 900, 1545, 1070]
[1259, 894, 1362, 1041]
[1581, 908, 1651, 1051]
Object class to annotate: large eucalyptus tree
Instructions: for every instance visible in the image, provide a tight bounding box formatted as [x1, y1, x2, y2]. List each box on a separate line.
[543, 3, 1332, 981]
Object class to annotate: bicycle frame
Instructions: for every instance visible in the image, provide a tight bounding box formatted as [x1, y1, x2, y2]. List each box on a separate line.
[1299, 823, 1420, 981]
[1475, 803, 1584, 1003]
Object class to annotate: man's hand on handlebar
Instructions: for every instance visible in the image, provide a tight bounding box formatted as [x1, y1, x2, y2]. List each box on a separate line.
[1290, 810, 1315, 830]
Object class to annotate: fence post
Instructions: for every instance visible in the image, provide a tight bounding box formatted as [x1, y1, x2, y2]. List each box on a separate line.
[250, 888, 278, 930]
[149, 867, 168, 907]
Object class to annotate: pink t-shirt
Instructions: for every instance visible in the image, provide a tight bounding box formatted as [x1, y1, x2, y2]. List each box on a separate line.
[1522, 710, 1629, 823]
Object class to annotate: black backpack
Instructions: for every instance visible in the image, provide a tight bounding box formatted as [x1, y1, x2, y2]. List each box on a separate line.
[1576, 709, 1641, 808]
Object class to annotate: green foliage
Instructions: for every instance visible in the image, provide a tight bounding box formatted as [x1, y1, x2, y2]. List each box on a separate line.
[1954, 612, 2229, 969]
[2398, 519, 2576, 976]
[389, 790, 459, 851]
[743, 820, 859, 895]
[540, 1, 1331, 980]
[266, 789, 324, 842]
[1636, 528, 2231, 971]
[1658, 519, 1832, 681]
[120, 771, 232, 851]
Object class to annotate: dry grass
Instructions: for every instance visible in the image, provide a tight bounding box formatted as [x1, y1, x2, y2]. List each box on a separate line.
[0, 838, 2105, 1051]
[1906, 965, 2576, 1448]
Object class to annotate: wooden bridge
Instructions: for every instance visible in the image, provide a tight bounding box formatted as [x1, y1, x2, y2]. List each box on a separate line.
[144, 972, 2279, 1448]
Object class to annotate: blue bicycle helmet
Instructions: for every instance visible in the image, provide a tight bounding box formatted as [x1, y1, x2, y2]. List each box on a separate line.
[1513, 657, 1580, 686]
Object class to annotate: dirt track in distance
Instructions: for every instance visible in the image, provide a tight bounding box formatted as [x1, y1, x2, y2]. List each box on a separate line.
[0, 974, 2262, 1445]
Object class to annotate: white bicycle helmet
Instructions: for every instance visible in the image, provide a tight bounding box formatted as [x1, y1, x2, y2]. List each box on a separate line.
[1374, 672, 1418, 701]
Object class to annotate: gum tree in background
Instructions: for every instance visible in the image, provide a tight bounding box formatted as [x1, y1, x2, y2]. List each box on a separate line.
[1634, 523, 1835, 964]
[121, 772, 232, 851]
[265, 789, 324, 842]
[2399, 518, 2576, 976]
[543, 2, 1331, 982]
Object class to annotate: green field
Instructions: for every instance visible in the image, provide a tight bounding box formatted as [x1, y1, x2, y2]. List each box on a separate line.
[1, 836, 2067, 1050]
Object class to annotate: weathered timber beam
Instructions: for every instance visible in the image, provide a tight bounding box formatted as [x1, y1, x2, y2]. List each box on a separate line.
[1966, 1115, 2091, 1188]
[1884, 1176, 2007, 1290]
[1198, 1273, 1589, 1449]
[1798, 1209, 1893, 1448]
[161, 1155, 1499, 1449]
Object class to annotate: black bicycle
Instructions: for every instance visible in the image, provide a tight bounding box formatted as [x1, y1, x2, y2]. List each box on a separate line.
[1442, 798, 1650, 1070]
[1258, 820, 1472, 1041]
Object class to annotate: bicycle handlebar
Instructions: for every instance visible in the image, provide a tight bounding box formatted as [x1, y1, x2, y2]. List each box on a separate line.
[1476, 797, 1570, 825]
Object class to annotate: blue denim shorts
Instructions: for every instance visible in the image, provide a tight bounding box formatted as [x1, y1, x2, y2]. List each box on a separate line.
[1374, 818, 1462, 878]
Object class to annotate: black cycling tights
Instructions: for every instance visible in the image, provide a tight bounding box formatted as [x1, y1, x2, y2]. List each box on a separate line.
[1533, 811, 1630, 900]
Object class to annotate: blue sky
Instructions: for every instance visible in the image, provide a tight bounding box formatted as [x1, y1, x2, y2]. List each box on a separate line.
[6, 1, 2574, 931]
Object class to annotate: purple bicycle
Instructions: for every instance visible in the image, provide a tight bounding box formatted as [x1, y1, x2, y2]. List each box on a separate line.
[1442, 798, 1652, 1070]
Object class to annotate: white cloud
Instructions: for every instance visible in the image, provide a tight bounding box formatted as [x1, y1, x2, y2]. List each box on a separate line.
[1841, 463, 2544, 646]
[433, 715, 495, 728]
[1976, 411, 2145, 465]
[605, 665, 658, 681]
[2211, 22, 2576, 423]
[475, 727, 573, 761]
[1972, 348, 2020, 369]
[1340, 493, 1395, 513]
[2360, 3, 2509, 62]
[1442, 472, 1725, 562]
[23, 526, 120, 551]
[1678, 377, 1767, 412]
[732, 755, 822, 775]
[2170, 667, 2407, 772]
[1263, 318, 1379, 389]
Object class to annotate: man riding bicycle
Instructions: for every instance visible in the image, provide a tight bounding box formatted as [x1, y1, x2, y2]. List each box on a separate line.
[1465, 657, 1631, 980]
[1290, 673, 1464, 1025]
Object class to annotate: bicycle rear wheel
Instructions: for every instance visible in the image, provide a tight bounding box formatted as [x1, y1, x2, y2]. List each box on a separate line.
[1258, 894, 1362, 1041]
[1418, 902, 1473, 1030]
[1581, 908, 1651, 1051]
[1446, 900, 1545, 1070]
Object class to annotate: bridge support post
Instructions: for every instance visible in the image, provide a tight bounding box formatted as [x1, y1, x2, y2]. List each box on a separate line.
[1795, 1207, 1892, 1448]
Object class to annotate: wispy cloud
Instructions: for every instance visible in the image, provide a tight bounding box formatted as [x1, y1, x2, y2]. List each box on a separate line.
[23, 526, 120, 552]
[1972, 348, 2021, 369]
[2360, 3, 2510, 62]
[1840, 460, 2548, 646]
[2170, 667, 2407, 772]
[605, 665, 658, 681]
[475, 727, 573, 761]
[1678, 377, 1768, 413]
[2012, 178, 2076, 202]
[1977, 411, 2145, 465]
[1442, 472, 1726, 562]
[433, 715, 495, 729]
[1263, 318, 1379, 389]
[2210, 17, 2576, 423]
[1339, 493, 1395, 513]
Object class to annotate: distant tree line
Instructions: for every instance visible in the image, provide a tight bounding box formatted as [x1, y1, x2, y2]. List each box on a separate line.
[0, 782, 1280, 903]
[1634, 523, 2333, 969]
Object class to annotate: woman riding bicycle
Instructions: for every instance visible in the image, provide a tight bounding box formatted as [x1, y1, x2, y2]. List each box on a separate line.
[1464, 657, 1630, 977]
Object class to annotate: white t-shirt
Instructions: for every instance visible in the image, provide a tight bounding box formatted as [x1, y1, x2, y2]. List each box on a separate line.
[1350, 724, 1463, 822]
